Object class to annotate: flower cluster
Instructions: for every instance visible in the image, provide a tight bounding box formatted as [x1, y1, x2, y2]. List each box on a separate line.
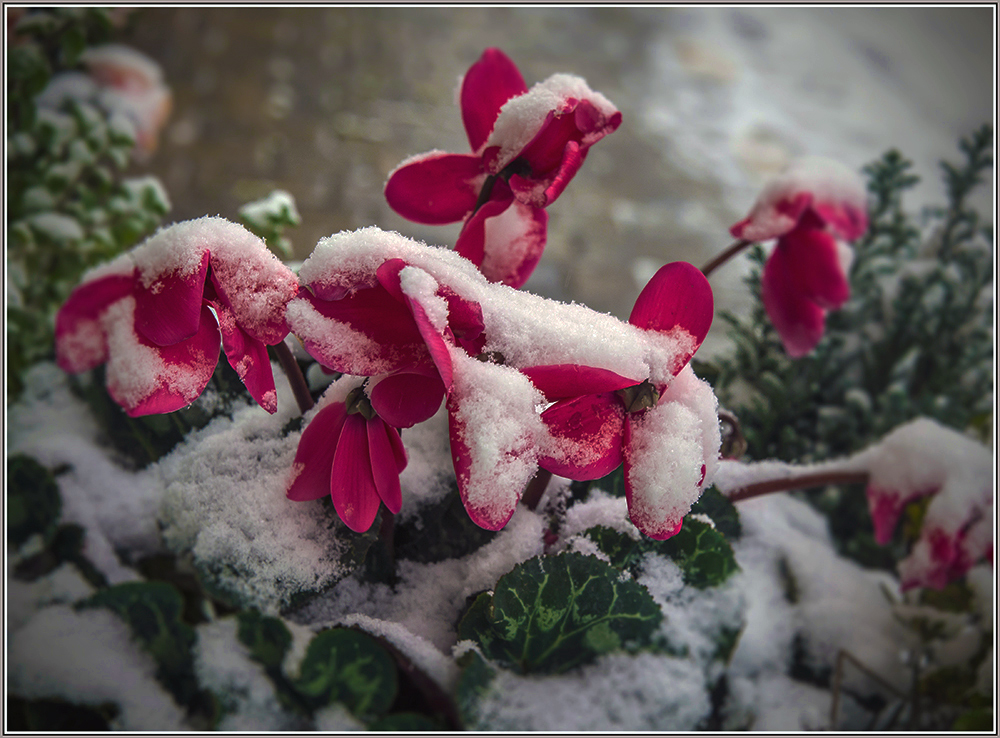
[730, 156, 868, 357]
[55, 217, 299, 415]
[385, 48, 621, 288]
[286, 226, 720, 537]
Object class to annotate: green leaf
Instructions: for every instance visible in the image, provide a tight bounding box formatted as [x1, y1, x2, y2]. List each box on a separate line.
[237, 609, 292, 669]
[454, 649, 497, 730]
[584, 517, 740, 590]
[80, 581, 202, 706]
[294, 628, 397, 721]
[457, 552, 663, 675]
[953, 707, 993, 731]
[7, 454, 62, 547]
[690, 485, 742, 540]
[394, 483, 499, 564]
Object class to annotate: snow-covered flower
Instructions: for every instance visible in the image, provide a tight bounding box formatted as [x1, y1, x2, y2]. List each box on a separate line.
[55, 217, 299, 416]
[525, 262, 719, 539]
[286, 377, 406, 533]
[384, 47, 621, 287]
[863, 418, 993, 590]
[730, 156, 869, 357]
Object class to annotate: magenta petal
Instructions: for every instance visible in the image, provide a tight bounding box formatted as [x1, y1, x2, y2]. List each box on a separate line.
[866, 486, 907, 546]
[369, 369, 446, 428]
[522, 364, 640, 400]
[621, 419, 685, 541]
[761, 243, 827, 358]
[212, 300, 277, 413]
[287, 401, 348, 501]
[778, 226, 850, 310]
[110, 303, 222, 417]
[367, 417, 404, 515]
[629, 262, 714, 370]
[539, 393, 626, 480]
[446, 395, 518, 532]
[813, 198, 869, 242]
[134, 250, 209, 346]
[330, 414, 382, 533]
[440, 286, 486, 355]
[385, 152, 484, 224]
[55, 272, 135, 374]
[455, 184, 515, 271]
[460, 48, 528, 153]
[730, 191, 812, 241]
[477, 199, 548, 288]
[508, 140, 585, 208]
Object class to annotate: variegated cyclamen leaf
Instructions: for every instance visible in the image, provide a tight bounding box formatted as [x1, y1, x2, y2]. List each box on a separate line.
[293, 628, 397, 721]
[585, 516, 739, 589]
[236, 609, 292, 669]
[456, 552, 662, 675]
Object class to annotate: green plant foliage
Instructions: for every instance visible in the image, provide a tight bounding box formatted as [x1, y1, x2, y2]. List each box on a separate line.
[79, 582, 205, 710]
[7, 454, 63, 547]
[368, 712, 446, 731]
[237, 609, 293, 669]
[294, 628, 398, 721]
[6, 8, 169, 401]
[689, 485, 742, 540]
[584, 517, 740, 590]
[394, 483, 499, 564]
[454, 649, 499, 730]
[6, 696, 118, 731]
[457, 552, 663, 675]
[238, 189, 301, 258]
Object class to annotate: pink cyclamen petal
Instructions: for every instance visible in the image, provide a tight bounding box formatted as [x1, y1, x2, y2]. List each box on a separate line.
[760, 242, 827, 358]
[211, 299, 278, 413]
[778, 224, 850, 310]
[133, 249, 209, 346]
[629, 261, 715, 366]
[55, 272, 135, 374]
[368, 369, 447, 428]
[812, 198, 869, 242]
[106, 302, 221, 417]
[384, 152, 484, 224]
[460, 47, 527, 153]
[367, 417, 406, 515]
[508, 139, 585, 208]
[729, 191, 812, 242]
[330, 414, 383, 533]
[522, 364, 640, 400]
[478, 199, 548, 288]
[455, 181, 516, 271]
[538, 392, 626, 480]
[286, 401, 348, 501]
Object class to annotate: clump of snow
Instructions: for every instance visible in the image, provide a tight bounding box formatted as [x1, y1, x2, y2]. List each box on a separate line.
[464, 649, 711, 731]
[396, 405, 456, 521]
[485, 73, 619, 172]
[155, 369, 350, 612]
[8, 605, 188, 730]
[27, 212, 84, 243]
[7, 565, 96, 634]
[238, 188, 300, 225]
[194, 617, 306, 730]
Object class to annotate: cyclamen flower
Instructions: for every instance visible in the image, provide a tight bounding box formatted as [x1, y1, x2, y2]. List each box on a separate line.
[384, 47, 621, 287]
[55, 217, 299, 416]
[286, 227, 545, 531]
[730, 156, 868, 357]
[287, 377, 407, 533]
[525, 262, 719, 539]
[863, 418, 993, 590]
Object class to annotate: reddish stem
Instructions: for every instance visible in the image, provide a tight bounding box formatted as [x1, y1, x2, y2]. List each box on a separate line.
[727, 469, 871, 503]
[701, 239, 751, 277]
[274, 340, 314, 414]
[522, 468, 553, 511]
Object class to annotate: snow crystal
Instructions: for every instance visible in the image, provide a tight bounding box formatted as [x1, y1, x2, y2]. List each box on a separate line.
[8, 606, 188, 730]
[27, 212, 84, 243]
[194, 617, 305, 730]
[465, 649, 710, 731]
[155, 369, 351, 612]
[485, 73, 619, 172]
[399, 265, 448, 331]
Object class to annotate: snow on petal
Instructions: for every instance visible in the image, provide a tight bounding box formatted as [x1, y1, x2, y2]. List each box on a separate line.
[538, 392, 626, 481]
[623, 365, 720, 540]
[54, 270, 135, 374]
[446, 350, 544, 531]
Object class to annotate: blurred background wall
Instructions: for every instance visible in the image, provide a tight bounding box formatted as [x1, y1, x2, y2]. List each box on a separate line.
[120, 6, 994, 356]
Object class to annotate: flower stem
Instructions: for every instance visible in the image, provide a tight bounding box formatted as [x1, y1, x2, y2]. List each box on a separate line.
[522, 467, 553, 511]
[273, 340, 314, 414]
[701, 239, 751, 277]
[726, 469, 870, 503]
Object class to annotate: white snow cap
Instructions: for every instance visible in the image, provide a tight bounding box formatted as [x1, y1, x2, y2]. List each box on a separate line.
[485, 73, 620, 171]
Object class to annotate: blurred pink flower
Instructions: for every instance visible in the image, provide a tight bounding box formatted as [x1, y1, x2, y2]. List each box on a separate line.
[286, 379, 407, 533]
[525, 261, 718, 539]
[731, 157, 868, 357]
[384, 48, 620, 287]
[55, 217, 299, 416]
